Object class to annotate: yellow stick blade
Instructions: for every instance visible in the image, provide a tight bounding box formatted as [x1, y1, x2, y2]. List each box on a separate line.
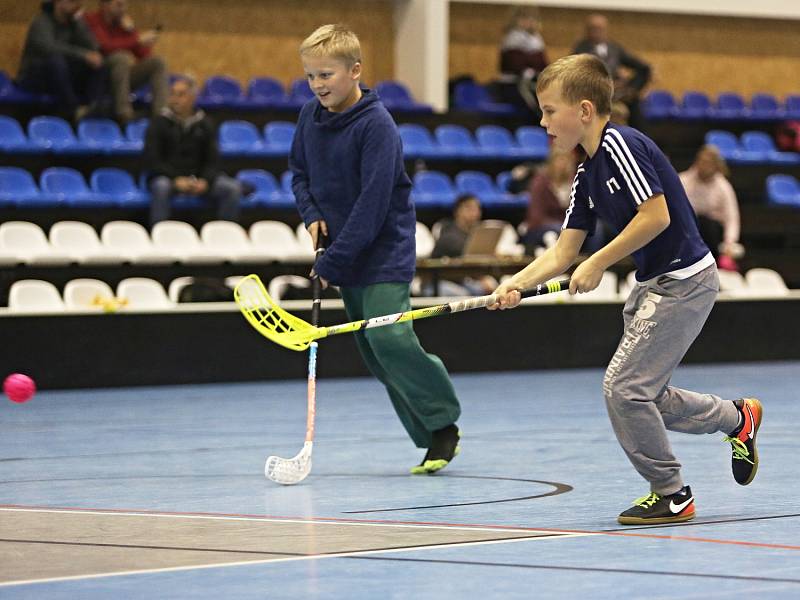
[234, 275, 320, 351]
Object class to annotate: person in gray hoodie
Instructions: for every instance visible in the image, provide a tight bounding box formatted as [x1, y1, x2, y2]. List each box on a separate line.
[16, 0, 107, 121]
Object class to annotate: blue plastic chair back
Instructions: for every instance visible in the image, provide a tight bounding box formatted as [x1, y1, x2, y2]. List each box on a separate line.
[716, 92, 746, 112]
[237, 169, 279, 194]
[264, 121, 296, 150]
[741, 131, 776, 153]
[642, 90, 676, 118]
[289, 79, 314, 104]
[40, 167, 90, 195]
[455, 170, 498, 201]
[766, 174, 800, 207]
[751, 93, 780, 116]
[248, 77, 285, 100]
[126, 119, 149, 144]
[90, 168, 137, 194]
[475, 125, 514, 149]
[28, 116, 77, 149]
[0, 116, 30, 149]
[705, 130, 740, 159]
[376, 81, 413, 103]
[0, 167, 40, 204]
[78, 118, 125, 148]
[219, 120, 263, 152]
[435, 124, 478, 154]
[201, 76, 243, 100]
[281, 170, 294, 194]
[681, 92, 711, 118]
[515, 126, 549, 157]
[453, 81, 487, 110]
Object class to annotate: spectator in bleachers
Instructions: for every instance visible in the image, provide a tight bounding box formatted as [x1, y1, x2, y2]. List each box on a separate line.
[16, 0, 107, 122]
[497, 6, 548, 116]
[430, 193, 499, 295]
[84, 0, 167, 124]
[679, 145, 743, 271]
[143, 76, 241, 226]
[520, 151, 576, 254]
[572, 14, 651, 128]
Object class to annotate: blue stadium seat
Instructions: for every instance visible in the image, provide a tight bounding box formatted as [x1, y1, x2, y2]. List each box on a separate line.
[741, 131, 800, 164]
[219, 120, 266, 156]
[453, 81, 517, 116]
[713, 92, 748, 121]
[475, 125, 527, 159]
[27, 116, 90, 153]
[678, 91, 712, 120]
[281, 170, 294, 197]
[263, 121, 296, 156]
[704, 130, 754, 164]
[125, 118, 149, 149]
[0, 167, 43, 206]
[765, 174, 800, 208]
[247, 77, 291, 109]
[785, 95, 800, 120]
[749, 93, 784, 121]
[197, 75, 247, 109]
[375, 80, 432, 114]
[40, 167, 111, 207]
[455, 170, 505, 204]
[397, 124, 442, 159]
[412, 171, 456, 207]
[515, 126, 549, 159]
[78, 118, 138, 154]
[90, 168, 149, 207]
[236, 169, 292, 208]
[0, 115, 36, 153]
[434, 124, 485, 159]
[0, 69, 54, 105]
[642, 90, 677, 119]
[288, 78, 314, 108]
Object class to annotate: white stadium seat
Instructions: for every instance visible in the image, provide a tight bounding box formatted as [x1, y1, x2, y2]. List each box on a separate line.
[201, 220, 266, 263]
[249, 220, 307, 260]
[9, 279, 65, 312]
[415, 222, 434, 258]
[49, 221, 126, 265]
[101, 221, 174, 264]
[63, 278, 117, 311]
[151, 220, 223, 264]
[0, 221, 72, 265]
[116, 277, 174, 310]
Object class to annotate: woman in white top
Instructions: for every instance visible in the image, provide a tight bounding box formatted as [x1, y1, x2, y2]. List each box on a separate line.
[679, 145, 743, 271]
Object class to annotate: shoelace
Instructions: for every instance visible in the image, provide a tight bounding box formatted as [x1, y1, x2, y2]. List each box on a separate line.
[723, 435, 754, 464]
[633, 492, 661, 508]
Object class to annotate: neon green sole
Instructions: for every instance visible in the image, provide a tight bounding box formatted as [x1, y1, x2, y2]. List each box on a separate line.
[410, 445, 460, 475]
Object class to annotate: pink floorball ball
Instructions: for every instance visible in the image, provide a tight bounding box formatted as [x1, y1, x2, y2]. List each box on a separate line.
[3, 373, 36, 404]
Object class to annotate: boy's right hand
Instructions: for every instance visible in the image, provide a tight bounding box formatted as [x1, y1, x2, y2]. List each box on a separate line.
[487, 280, 522, 311]
[307, 220, 328, 250]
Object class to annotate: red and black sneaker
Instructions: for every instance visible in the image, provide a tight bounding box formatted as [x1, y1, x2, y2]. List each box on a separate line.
[618, 485, 695, 525]
[724, 398, 763, 486]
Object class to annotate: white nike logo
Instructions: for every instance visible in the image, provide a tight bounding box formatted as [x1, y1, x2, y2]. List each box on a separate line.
[669, 497, 694, 514]
[744, 404, 755, 439]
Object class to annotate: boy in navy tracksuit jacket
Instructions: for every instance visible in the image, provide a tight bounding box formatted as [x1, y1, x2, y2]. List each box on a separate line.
[289, 24, 461, 473]
[491, 54, 762, 524]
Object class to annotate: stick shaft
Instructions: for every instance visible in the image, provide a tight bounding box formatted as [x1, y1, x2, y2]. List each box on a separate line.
[320, 278, 570, 340]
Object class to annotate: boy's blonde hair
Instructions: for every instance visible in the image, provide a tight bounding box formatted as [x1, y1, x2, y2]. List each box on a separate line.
[536, 54, 613, 116]
[300, 24, 361, 66]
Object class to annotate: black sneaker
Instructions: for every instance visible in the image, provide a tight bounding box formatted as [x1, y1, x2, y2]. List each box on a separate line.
[617, 485, 695, 525]
[410, 424, 460, 474]
[723, 398, 763, 486]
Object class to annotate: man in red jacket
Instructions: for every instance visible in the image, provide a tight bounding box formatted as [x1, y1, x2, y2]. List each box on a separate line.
[84, 0, 167, 123]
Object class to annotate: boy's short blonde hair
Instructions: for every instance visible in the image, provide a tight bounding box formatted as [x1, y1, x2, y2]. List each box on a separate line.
[300, 24, 361, 66]
[536, 54, 613, 116]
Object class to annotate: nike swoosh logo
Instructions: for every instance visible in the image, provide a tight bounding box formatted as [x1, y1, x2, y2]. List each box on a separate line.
[669, 497, 694, 513]
[745, 404, 755, 439]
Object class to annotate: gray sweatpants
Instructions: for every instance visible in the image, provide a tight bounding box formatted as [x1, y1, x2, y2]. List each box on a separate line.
[603, 265, 740, 495]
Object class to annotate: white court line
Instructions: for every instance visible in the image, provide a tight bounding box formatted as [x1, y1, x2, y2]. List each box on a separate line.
[0, 505, 597, 587]
[0, 529, 594, 588]
[0, 505, 566, 534]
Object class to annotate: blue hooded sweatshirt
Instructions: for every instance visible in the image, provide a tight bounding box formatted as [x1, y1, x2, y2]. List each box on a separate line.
[289, 88, 416, 287]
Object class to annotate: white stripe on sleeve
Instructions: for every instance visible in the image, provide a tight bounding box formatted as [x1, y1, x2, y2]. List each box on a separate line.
[602, 140, 646, 204]
[561, 166, 585, 229]
[606, 128, 653, 199]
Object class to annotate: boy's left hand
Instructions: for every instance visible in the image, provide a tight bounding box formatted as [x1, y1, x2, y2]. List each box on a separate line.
[570, 257, 604, 294]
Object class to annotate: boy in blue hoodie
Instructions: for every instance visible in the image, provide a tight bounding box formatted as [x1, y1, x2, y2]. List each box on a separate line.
[289, 24, 461, 474]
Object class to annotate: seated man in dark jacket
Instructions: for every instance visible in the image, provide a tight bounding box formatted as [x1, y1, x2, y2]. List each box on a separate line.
[143, 76, 241, 226]
[16, 0, 107, 121]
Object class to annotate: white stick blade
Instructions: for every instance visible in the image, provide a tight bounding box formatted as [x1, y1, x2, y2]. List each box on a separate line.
[265, 442, 313, 485]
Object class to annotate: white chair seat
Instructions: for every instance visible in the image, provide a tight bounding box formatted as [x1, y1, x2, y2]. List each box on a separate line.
[249, 221, 307, 261]
[168, 276, 195, 303]
[151, 220, 223, 264]
[294, 223, 318, 259]
[101, 220, 174, 264]
[50, 221, 126, 265]
[9, 279, 65, 312]
[63, 278, 117, 311]
[415, 222, 434, 258]
[201, 221, 268, 263]
[116, 277, 174, 310]
[0, 221, 72, 265]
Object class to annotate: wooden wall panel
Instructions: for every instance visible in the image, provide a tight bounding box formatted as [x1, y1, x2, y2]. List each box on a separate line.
[1, 1, 797, 98]
[0, 0, 395, 87]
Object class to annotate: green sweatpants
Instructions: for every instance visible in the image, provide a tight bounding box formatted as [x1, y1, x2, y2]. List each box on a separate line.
[340, 283, 461, 448]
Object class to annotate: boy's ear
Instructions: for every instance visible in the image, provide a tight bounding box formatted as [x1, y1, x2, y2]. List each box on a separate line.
[351, 61, 362, 79]
[579, 99, 595, 122]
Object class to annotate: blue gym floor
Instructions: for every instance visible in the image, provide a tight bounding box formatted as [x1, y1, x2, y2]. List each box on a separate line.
[1, 362, 798, 598]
